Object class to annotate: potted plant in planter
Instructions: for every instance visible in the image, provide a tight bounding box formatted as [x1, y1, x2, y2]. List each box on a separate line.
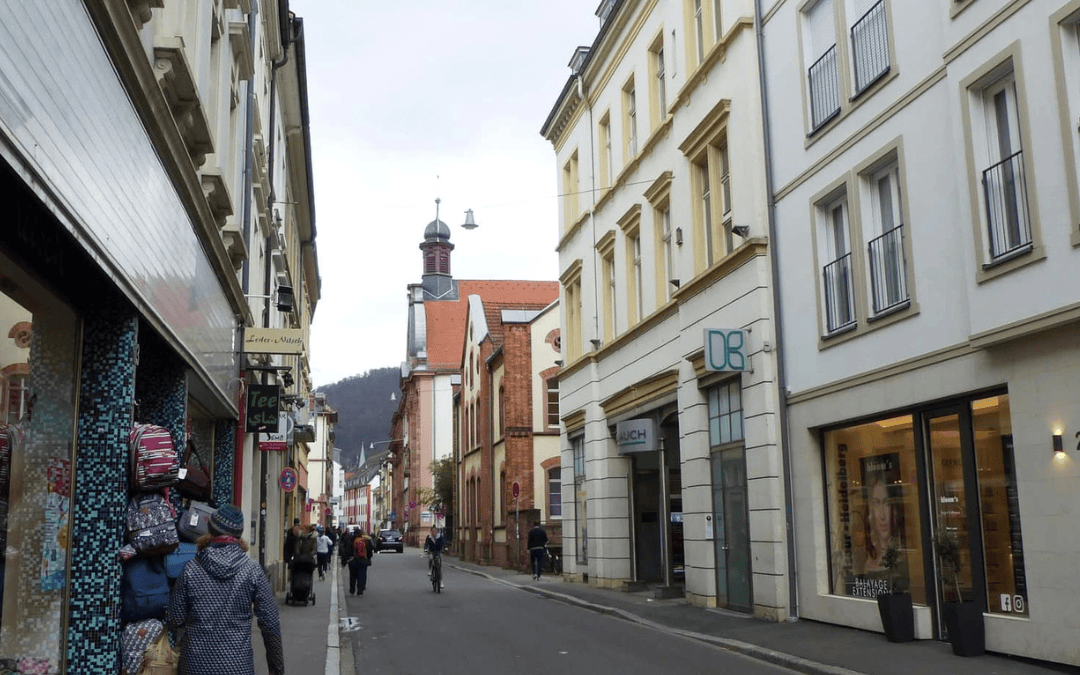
[934, 530, 985, 657]
[876, 546, 914, 642]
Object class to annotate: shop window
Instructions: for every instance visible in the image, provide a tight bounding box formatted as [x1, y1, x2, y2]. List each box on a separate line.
[825, 415, 926, 603]
[970, 394, 1027, 617]
[0, 277, 79, 667]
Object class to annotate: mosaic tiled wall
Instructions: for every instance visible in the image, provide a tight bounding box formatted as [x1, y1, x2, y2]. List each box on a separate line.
[214, 419, 235, 507]
[66, 308, 138, 674]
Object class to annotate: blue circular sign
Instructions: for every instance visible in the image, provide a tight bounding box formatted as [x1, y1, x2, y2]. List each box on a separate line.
[279, 467, 298, 492]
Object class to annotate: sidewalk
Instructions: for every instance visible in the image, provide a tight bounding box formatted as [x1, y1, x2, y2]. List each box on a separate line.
[253, 561, 344, 675]
[445, 556, 1079, 675]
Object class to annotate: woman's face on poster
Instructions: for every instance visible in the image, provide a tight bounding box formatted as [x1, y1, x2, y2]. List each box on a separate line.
[869, 480, 891, 540]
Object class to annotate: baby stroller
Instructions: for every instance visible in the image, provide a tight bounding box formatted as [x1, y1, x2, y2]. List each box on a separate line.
[285, 553, 316, 605]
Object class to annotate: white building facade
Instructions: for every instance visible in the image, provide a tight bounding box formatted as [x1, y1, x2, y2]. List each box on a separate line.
[762, 0, 1080, 665]
[543, 0, 791, 618]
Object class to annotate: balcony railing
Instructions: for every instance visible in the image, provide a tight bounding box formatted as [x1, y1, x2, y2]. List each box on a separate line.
[982, 150, 1032, 260]
[867, 224, 908, 314]
[808, 45, 841, 130]
[851, 0, 889, 94]
[823, 253, 856, 333]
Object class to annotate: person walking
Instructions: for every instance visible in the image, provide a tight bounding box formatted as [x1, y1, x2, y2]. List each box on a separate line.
[167, 504, 284, 675]
[338, 526, 355, 572]
[348, 528, 374, 595]
[316, 527, 332, 580]
[527, 521, 549, 580]
[283, 518, 301, 566]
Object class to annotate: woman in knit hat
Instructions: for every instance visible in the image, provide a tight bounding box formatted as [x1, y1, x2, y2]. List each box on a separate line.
[167, 505, 284, 675]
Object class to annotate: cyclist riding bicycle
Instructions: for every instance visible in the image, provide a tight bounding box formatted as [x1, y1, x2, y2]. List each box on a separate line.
[423, 526, 444, 575]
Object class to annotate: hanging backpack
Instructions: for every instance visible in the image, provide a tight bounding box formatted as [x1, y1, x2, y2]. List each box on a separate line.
[176, 500, 214, 543]
[130, 424, 180, 491]
[120, 618, 164, 675]
[126, 492, 179, 556]
[165, 542, 198, 581]
[120, 557, 170, 623]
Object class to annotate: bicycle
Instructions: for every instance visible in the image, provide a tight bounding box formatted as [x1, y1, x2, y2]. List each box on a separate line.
[429, 552, 442, 593]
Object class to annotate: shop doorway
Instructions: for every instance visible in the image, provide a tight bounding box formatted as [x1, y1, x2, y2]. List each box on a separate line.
[630, 421, 683, 585]
[711, 446, 752, 612]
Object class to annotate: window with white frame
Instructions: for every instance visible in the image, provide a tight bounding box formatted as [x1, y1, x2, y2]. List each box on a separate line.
[652, 41, 667, 124]
[548, 468, 562, 517]
[805, 0, 840, 130]
[713, 0, 723, 37]
[661, 208, 675, 299]
[863, 160, 908, 314]
[632, 233, 643, 322]
[563, 151, 580, 227]
[700, 158, 714, 264]
[820, 193, 856, 332]
[978, 73, 1031, 261]
[571, 434, 587, 562]
[708, 379, 744, 445]
[600, 113, 613, 189]
[603, 250, 617, 340]
[694, 0, 705, 64]
[1053, 7, 1080, 242]
[624, 79, 638, 159]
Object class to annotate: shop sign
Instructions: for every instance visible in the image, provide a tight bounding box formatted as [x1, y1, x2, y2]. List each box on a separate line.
[246, 384, 280, 432]
[704, 328, 749, 372]
[279, 467, 297, 492]
[243, 327, 305, 354]
[616, 419, 657, 455]
[259, 412, 288, 451]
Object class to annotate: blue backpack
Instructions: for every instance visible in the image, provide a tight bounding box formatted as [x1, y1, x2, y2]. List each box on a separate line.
[121, 557, 170, 623]
[165, 542, 198, 580]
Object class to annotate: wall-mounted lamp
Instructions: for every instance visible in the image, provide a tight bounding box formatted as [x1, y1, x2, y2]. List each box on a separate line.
[554, 360, 564, 366]
[732, 224, 750, 238]
[1053, 433, 1064, 455]
[276, 285, 295, 313]
[461, 209, 478, 230]
[675, 227, 683, 245]
[281, 372, 294, 389]
[589, 338, 602, 349]
[669, 279, 681, 289]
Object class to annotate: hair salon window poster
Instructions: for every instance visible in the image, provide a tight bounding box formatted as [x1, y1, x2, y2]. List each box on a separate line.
[847, 452, 906, 598]
[40, 458, 70, 591]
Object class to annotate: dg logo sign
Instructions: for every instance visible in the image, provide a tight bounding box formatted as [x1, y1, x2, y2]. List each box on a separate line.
[704, 328, 750, 372]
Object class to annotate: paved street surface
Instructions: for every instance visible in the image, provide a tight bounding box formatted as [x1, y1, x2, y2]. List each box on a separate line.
[255, 547, 1079, 675]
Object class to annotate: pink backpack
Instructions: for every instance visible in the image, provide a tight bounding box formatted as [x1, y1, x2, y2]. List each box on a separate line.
[130, 424, 179, 491]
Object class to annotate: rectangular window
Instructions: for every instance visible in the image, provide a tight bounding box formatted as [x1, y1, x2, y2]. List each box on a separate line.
[980, 75, 1031, 260]
[719, 143, 733, 253]
[548, 468, 562, 517]
[694, 0, 705, 63]
[708, 379, 744, 445]
[700, 159, 714, 266]
[662, 208, 674, 300]
[625, 82, 638, 158]
[563, 271, 583, 361]
[603, 251, 617, 340]
[656, 46, 667, 118]
[806, 0, 840, 129]
[713, 0, 723, 38]
[850, 0, 889, 94]
[546, 378, 559, 428]
[572, 435, 587, 563]
[633, 235, 643, 321]
[562, 151, 580, 227]
[865, 162, 908, 314]
[821, 195, 855, 332]
[599, 114, 613, 189]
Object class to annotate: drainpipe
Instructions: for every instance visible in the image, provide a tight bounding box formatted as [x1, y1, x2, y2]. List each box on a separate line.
[754, 0, 799, 618]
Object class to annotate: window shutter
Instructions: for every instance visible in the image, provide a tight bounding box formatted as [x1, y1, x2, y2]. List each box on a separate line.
[807, 0, 836, 59]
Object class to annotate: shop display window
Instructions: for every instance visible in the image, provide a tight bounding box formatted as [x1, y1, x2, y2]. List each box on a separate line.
[825, 415, 926, 604]
[971, 395, 1027, 616]
[0, 282, 79, 670]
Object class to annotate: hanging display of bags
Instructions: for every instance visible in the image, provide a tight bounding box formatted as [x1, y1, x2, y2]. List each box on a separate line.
[120, 618, 163, 675]
[120, 558, 170, 623]
[176, 500, 214, 543]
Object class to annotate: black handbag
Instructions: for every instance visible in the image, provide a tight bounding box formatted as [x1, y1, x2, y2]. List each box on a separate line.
[177, 439, 211, 502]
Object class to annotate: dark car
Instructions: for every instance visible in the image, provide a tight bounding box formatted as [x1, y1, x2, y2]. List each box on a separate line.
[376, 529, 403, 553]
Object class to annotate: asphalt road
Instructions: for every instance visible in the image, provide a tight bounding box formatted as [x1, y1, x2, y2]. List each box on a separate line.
[341, 550, 797, 675]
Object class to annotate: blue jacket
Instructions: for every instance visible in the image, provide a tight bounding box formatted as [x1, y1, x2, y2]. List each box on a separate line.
[168, 542, 284, 675]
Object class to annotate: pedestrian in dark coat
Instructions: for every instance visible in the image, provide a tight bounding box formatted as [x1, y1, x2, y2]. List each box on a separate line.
[167, 505, 284, 675]
[527, 521, 549, 580]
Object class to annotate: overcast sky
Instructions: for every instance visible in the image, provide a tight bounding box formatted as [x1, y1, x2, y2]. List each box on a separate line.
[290, 2, 601, 387]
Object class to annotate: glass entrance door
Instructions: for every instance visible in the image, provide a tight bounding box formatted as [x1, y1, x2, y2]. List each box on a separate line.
[924, 408, 982, 637]
[711, 447, 751, 612]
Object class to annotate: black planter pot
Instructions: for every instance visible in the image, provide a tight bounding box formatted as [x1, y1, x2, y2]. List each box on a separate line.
[877, 593, 915, 643]
[943, 601, 985, 657]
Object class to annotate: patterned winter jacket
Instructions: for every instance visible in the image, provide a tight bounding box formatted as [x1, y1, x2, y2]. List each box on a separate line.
[167, 541, 284, 675]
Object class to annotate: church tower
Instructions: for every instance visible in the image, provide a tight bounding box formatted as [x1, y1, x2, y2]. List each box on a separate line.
[419, 197, 456, 301]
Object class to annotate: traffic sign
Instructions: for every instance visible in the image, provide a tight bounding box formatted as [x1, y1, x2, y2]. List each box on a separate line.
[409, 499, 417, 509]
[279, 467, 297, 492]
[512, 482, 520, 499]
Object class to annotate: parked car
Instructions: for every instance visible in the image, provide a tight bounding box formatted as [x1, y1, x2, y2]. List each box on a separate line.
[376, 529, 403, 553]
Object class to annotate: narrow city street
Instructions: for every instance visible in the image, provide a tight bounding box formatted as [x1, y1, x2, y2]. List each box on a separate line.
[338, 549, 794, 675]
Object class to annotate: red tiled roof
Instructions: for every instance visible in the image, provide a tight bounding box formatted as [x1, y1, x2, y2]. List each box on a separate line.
[424, 280, 558, 370]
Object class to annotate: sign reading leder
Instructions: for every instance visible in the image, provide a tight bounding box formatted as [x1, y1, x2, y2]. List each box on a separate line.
[243, 327, 305, 354]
